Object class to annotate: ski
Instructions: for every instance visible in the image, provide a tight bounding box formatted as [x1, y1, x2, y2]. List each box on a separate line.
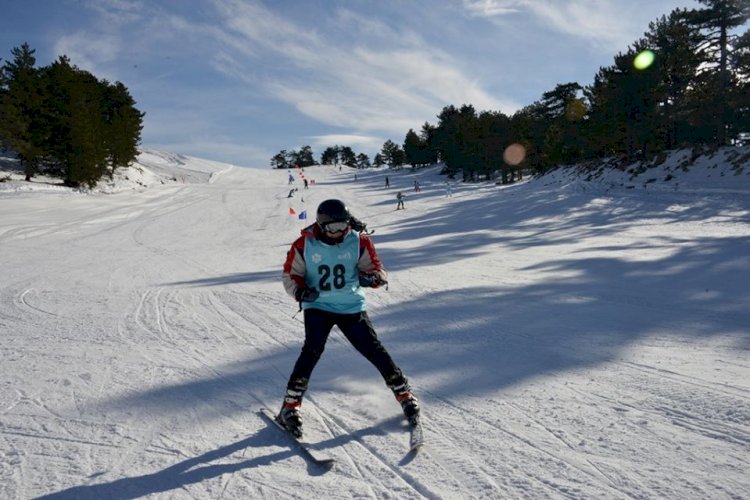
[259, 408, 335, 469]
[409, 418, 424, 452]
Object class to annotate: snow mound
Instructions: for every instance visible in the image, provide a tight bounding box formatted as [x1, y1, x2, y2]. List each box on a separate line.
[538, 146, 750, 196]
[0, 148, 234, 195]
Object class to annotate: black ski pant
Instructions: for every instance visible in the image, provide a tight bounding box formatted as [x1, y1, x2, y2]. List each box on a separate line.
[287, 308, 403, 390]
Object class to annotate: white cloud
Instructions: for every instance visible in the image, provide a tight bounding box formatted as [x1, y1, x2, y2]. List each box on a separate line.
[208, 0, 516, 137]
[56, 0, 521, 154]
[526, 1, 633, 48]
[462, 0, 523, 17]
[309, 134, 384, 153]
[46, 0, 689, 167]
[461, 0, 682, 49]
[81, 0, 144, 24]
[53, 31, 121, 76]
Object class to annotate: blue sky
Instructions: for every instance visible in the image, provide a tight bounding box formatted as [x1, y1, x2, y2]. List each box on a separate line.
[2, 0, 697, 168]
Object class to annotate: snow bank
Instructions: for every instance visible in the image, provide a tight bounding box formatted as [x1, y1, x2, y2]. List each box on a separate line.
[538, 146, 750, 196]
[0, 148, 234, 195]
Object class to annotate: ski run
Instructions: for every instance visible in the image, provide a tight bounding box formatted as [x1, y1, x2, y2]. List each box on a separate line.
[1, 147, 749, 499]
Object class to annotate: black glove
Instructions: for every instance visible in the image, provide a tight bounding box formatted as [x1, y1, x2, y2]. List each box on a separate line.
[359, 273, 386, 288]
[295, 286, 319, 303]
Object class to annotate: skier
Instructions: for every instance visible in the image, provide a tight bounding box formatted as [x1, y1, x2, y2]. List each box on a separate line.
[385, 176, 390, 188]
[279, 199, 420, 437]
[396, 191, 405, 210]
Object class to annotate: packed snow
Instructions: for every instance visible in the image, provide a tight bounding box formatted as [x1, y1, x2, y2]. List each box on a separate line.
[1, 147, 749, 499]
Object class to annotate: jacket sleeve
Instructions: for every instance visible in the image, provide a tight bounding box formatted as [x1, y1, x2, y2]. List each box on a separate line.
[282, 236, 307, 298]
[358, 233, 387, 282]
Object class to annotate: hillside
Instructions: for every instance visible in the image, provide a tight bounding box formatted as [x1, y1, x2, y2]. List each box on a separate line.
[1, 147, 749, 499]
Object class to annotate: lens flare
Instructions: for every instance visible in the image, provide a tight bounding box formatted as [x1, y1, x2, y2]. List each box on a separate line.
[503, 143, 526, 166]
[634, 50, 655, 70]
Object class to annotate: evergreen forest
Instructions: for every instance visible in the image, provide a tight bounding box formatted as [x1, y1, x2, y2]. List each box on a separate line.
[273, 1, 750, 184]
[0, 43, 144, 188]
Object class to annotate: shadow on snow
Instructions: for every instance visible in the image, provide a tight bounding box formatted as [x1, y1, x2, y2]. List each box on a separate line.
[45, 166, 750, 496]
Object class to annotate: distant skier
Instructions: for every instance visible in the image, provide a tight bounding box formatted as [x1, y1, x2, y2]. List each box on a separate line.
[278, 199, 420, 437]
[288, 173, 295, 185]
[396, 191, 405, 210]
[385, 176, 390, 188]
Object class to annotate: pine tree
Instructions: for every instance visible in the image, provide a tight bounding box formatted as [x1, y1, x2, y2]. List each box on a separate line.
[372, 153, 385, 167]
[433, 104, 478, 178]
[355, 152, 370, 169]
[403, 126, 437, 167]
[42, 56, 109, 187]
[102, 81, 144, 177]
[683, 0, 750, 145]
[733, 30, 750, 138]
[0, 43, 44, 180]
[320, 146, 339, 165]
[538, 83, 586, 165]
[296, 145, 315, 167]
[338, 146, 356, 167]
[643, 10, 703, 148]
[270, 151, 289, 169]
[476, 110, 513, 182]
[403, 129, 423, 166]
[380, 139, 403, 168]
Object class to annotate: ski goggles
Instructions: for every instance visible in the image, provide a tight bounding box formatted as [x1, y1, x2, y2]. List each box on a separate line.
[322, 221, 349, 233]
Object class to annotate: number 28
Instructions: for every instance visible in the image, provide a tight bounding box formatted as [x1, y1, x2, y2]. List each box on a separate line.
[318, 264, 346, 290]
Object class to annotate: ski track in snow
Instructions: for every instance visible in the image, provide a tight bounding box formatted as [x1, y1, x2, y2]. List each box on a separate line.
[1, 150, 750, 499]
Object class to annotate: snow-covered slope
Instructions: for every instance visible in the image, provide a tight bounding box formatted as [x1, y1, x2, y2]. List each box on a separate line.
[1, 147, 749, 499]
[0, 148, 231, 195]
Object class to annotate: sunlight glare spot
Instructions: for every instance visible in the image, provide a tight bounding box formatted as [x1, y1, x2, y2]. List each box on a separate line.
[503, 143, 526, 166]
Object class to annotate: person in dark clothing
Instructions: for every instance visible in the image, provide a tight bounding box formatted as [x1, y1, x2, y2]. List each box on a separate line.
[279, 199, 419, 437]
[396, 191, 405, 210]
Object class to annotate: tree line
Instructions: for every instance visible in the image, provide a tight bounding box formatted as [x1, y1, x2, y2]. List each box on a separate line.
[273, 1, 749, 183]
[0, 43, 144, 188]
[270, 142, 407, 170]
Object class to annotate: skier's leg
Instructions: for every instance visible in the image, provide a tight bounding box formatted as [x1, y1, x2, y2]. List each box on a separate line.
[384, 371, 420, 424]
[337, 312, 399, 378]
[280, 308, 334, 435]
[338, 312, 420, 423]
[288, 308, 334, 382]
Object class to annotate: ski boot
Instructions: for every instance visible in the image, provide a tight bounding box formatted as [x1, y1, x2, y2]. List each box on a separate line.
[277, 379, 307, 438]
[278, 401, 303, 438]
[388, 374, 420, 426]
